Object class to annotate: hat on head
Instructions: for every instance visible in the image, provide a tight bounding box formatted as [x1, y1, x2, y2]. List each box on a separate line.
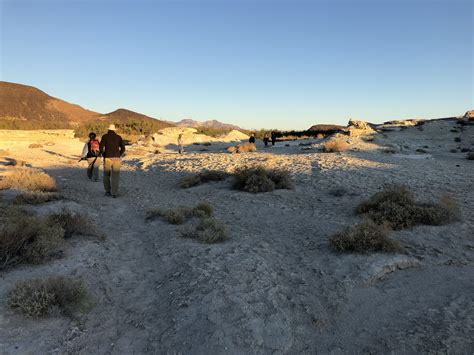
[108, 124, 117, 131]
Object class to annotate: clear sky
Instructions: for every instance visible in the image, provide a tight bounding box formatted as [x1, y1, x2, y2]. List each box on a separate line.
[1, 0, 472, 130]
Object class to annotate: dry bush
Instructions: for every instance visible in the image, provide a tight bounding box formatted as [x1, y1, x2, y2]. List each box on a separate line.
[28, 143, 43, 149]
[0, 149, 11, 156]
[467, 152, 474, 160]
[181, 217, 228, 243]
[14, 191, 62, 205]
[180, 170, 228, 188]
[329, 219, 399, 253]
[450, 148, 458, 153]
[233, 166, 293, 193]
[0, 208, 64, 268]
[47, 211, 99, 239]
[8, 276, 89, 318]
[356, 185, 461, 230]
[146, 202, 213, 224]
[323, 138, 350, 153]
[0, 169, 56, 192]
[227, 143, 256, 154]
[454, 137, 461, 142]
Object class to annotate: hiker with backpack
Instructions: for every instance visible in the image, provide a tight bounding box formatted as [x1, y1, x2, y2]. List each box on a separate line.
[100, 124, 125, 198]
[81, 132, 101, 181]
[178, 133, 184, 154]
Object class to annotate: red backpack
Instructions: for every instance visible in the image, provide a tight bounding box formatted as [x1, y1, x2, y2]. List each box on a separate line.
[89, 139, 100, 156]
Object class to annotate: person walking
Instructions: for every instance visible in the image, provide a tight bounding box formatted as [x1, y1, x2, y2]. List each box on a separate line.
[81, 132, 101, 181]
[249, 133, 256, 144]
[178, 133, 184, 154]
[100, 124, 125, 198]
[271, 131, 277, 146]
[263, 133, 269, 147]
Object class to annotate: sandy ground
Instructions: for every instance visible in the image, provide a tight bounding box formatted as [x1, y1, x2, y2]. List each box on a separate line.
[0, 120, 473, 354]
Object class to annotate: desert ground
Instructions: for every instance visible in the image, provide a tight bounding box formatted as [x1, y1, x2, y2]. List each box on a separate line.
[0, 120, 473, 353]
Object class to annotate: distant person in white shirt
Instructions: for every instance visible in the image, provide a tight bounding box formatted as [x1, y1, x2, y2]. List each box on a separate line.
[178, 134, 184, 154]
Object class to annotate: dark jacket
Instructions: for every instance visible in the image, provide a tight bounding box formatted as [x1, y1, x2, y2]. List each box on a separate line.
[100, 131, 125, 158]
[249, 136, 256, 144]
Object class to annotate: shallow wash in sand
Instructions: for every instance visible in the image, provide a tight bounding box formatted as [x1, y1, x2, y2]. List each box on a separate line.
[0, 120, 473, 353]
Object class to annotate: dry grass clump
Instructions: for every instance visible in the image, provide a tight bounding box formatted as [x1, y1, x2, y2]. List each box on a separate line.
[356, 185, 461, 230]
[8, 276, 89, 318]
[180, 170, 228, 188]
[454, 137, 461, 142]
[233, 166, 293, 193]
[0, 208, 64, 268]
[28, 143, 43, 149]
[146, 201, 213, 224]
[0, 169, 56, 192]
[467, 152, 474, 160]
[329, 219, 399, 253]
[323, 138, 350, 153]
[47, 211, 99, 239]
[181, 217, 228, 243]
[14, 191, 62, 205]
[227, 143, 257, 154]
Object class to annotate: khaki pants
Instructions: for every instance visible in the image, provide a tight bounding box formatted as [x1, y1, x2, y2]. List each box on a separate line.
[103, 158, 121, 195]
[87, 157, 99, 181]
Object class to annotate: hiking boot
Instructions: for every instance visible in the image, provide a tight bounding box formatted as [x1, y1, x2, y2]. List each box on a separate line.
[105, 192, 111, 197]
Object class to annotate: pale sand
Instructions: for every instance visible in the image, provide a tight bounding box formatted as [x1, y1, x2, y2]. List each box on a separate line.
[0, 119, 473, 353]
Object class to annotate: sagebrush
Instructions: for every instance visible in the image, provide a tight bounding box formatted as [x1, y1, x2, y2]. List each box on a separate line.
[14, 191, 62, 205]
[233, 166, 293, 193]
[181, 217, 228, 243]
[329, 219, 399, 253]
[0, 169, 56, 192]
[323, 138, 350, 153]
[0, 208, 64, 268]
[8, 276, 89, 318]
[146, 201, 214, 224]
[180, 170, 228, 188]
[356, 185, 461, 229]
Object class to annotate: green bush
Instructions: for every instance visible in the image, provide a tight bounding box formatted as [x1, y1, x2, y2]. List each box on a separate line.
[233, 166, 293, 193]
[8, 276, 89, 318]
[146, 202, 214, 224]
[181, 217, 228, 243]
[356, 185, 461, 229]
[180, 170, 228, 189]
[0, 208, 64, 268]
[329, 219, 399, 253]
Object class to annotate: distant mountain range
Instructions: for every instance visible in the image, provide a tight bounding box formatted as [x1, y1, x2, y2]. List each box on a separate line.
[175, 118, 242, 131]
[0, 81, 174, 130]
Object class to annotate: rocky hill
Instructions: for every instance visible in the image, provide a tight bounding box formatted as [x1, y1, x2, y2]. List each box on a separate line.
[0, 81, 173, 130]
[176, 118, 241, 131]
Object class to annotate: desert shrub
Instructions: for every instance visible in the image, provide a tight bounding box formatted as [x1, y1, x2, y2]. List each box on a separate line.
[180, 170, 228, 189]
[467, 152, 474, 160]
[47, 211, 98, 238]
[8, 276, 89, 318]
[180, 174, 202, 188]
[329, 219, 399, 253]
[267, 170, 294, 189]
[146, 202, 214, 224]
[227, 143, 257, 154]
[450, 148, 458, 153]
[28, 143, 43, 149]
[181, 217, 228, 243]
[203, 142, 212, 146]
[193, 202, 213, 218]
[323, 139, 350, 153]
[454, 137, 461, 142]
[0, 169, 56, 192]
[0, 208, 64, 268]
[14, 191, 62, 205]
[233, 166, 293, 193]
[356, 185, 461, 229]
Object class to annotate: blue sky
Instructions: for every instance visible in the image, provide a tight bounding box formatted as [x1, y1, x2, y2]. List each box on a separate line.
[1, 0, 472, 129]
